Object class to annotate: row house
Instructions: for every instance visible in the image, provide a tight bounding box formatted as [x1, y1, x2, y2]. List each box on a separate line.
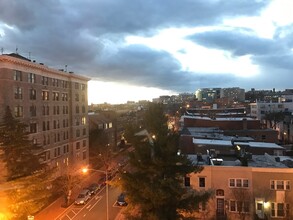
[187, 154, 293, 220]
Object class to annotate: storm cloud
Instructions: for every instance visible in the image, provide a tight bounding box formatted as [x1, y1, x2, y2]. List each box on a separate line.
[0, 0, 291, 98]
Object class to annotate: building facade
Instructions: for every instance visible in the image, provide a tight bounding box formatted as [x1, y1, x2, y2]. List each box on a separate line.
[220, 87, 245, 102]
[188, 157, 293, 220]
[0, 53, 90, 176]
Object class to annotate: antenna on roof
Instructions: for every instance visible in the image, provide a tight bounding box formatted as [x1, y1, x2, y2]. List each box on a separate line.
[1, 47, 3, 55]
[16, 46, 18, 54]
[65, 65, 68, 72]
[28, 52, 31, 60]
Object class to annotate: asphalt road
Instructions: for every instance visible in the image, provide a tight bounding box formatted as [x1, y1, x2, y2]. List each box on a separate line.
[55, 184, 123, 220]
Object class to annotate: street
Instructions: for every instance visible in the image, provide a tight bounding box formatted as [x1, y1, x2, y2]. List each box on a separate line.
[55, 184, 123, 220]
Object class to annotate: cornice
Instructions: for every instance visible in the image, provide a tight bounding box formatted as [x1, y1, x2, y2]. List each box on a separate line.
[0, 55, 91, 81]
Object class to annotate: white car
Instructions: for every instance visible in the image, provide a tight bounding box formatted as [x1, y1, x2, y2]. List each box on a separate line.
[75, 189, 91, 205]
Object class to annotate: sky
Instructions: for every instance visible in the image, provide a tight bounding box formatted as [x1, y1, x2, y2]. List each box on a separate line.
[0, 0, 293, 104]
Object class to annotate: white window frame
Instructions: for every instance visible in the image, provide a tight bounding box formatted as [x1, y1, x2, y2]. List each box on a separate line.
[229, 200, 250, 213]
[229, 178, 249, 188]
[271, 202, 289, 218]
[270, 180, 290, 190]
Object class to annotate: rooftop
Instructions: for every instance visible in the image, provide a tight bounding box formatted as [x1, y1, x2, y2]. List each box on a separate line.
[187, 153, 293, 168]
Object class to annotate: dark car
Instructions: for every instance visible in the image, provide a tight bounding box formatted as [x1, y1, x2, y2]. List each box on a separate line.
[117, 193, 127, 206]
[98, 176, 106, 187]
[86, 183, 101, 195]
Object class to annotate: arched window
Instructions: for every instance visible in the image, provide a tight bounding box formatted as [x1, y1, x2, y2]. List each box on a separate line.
[216, 189, 224, 196]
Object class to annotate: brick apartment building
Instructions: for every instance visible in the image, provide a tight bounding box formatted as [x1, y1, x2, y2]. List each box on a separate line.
[0, 53, 90, 178]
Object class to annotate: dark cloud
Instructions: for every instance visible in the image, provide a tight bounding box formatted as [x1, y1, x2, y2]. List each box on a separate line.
[188, 28, 285, 56]
[2, 0, 289, 96]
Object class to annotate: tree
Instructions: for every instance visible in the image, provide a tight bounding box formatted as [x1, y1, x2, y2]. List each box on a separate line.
[52, 168, 81, 207]
[264, 111, 285, 129]
[230, 188, 253, 220]
[6, 170, 55, 220]
[0, 106, 43, 180]
[89, 127, 110, 167]
[118, 103, 210, 220]
[0, 106, 54, 219]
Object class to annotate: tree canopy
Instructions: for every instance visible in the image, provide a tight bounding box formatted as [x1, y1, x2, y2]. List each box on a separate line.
[0, 106, 54, 219]
[118, 103, 210, 220]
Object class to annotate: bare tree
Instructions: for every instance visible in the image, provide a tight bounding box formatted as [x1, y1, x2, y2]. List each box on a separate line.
[230, 188, 253, 220]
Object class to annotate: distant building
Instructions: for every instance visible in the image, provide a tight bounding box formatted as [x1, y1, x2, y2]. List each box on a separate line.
[0, 53, 90, 176]
[195, 88, 221, 103]
[220, 87, 245, 102]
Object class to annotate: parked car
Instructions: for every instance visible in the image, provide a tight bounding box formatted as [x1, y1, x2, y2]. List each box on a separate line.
[86, 183, 101, 195]
[98, 176, 106, 187]
[75, 189, 91, 205]
[117, 193, 127, 206]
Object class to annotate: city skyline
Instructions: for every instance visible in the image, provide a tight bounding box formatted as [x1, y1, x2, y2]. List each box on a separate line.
[1, 0, 293, 104]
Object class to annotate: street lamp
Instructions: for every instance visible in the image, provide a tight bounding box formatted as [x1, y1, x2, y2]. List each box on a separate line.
[82, 167, 109, 220]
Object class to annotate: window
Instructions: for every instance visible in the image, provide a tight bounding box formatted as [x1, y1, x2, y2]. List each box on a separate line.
[14, 106, 23, 117]
[76, 129, 80, 137]
[216, 189, 224, 196]
[53, 92, 59, 101]
[30, 105, 36, 117]
[81, 116, 86, 125]
[243, 179, 249, 188]
[75, 93, 79, 101]
[29, 89, 36, 100]
[42, 105, 50, 115]
[236, 179, 242, 187]
[14, 70, 22, 81]
[199, 177, 206, 188]
[52, 78, 59, 87]
[29, 123, 37, 133]
[185, 176, 190, 187]
[62, 93, 68, 101]
[75, 82, 79, 89]
[42, 76, 49, 85]
[82, 105, 86, 113]
[83, 140, 86, 147]
[270, 180, 290, 190]
[83, 128, 86, 135]
[75, 117, 80, 126]
[28, 73, 36, 83]
[229, 179, 235, 187]
[230, 201, 236, 212]
[76, 142, 80, 150]
[81, 84, 86, 90]
[42, 90, 49, 100]
[14, 87, 23, 99]
[271, 203, 287, 217]
[83, 151, 86, 160]
[229, 200, 250, 213]
[229, 178, 249, 188]
[198, 202, 206, 212]
[76, 105, 79, 113]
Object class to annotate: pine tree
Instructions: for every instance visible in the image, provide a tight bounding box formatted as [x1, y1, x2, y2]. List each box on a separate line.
[118, 103, 210, 220]
[0, 106, 43, 180]
[0, 106, 54, 219]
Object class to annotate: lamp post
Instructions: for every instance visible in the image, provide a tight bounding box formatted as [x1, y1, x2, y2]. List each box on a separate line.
[82, 167, 109, 220]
